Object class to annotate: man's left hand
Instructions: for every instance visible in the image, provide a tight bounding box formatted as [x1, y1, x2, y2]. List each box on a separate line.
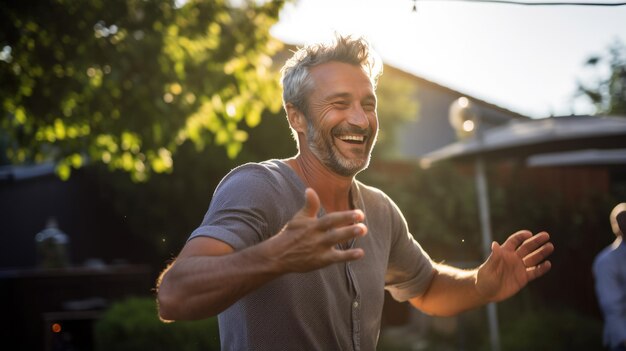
[476, 230, 554, 302]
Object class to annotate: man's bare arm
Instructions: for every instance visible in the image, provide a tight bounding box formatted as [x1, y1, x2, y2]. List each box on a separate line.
[156, 188, 367, 321]
[410, 231, 553, 317]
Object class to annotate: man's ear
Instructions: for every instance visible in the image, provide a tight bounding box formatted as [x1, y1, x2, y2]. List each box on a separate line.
[286, 103, 307, 133]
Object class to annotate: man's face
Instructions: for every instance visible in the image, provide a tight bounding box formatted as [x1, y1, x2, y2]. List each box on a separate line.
[301, 62, 378, 177]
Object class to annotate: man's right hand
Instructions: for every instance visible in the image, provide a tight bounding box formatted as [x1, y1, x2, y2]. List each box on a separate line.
[263, 188, 367, 273]
[157, 188, 367, 320]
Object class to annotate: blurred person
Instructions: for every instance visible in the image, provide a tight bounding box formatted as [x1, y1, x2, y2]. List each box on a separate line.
[593, 202, 626, 351]
[156, 34, 554, 350]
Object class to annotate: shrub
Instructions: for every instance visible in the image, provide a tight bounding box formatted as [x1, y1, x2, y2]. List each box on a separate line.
[94, 297, 220, 351]
[498, 309, 602, 351]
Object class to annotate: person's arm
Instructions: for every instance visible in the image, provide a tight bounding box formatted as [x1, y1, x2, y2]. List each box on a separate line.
[156, 188, 367, 321]
[409, 230, 553, 317]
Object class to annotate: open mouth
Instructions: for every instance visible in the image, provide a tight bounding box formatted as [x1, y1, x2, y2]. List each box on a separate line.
[336, 134, 367, 145]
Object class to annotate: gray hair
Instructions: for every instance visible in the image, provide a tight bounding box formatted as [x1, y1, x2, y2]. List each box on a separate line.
[280, 34, 383, 117]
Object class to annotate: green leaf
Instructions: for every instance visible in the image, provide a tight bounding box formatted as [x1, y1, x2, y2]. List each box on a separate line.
[0, 0, 286, 181]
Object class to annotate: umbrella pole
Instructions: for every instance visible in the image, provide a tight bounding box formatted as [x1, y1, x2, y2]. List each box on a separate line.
[475, 155, 501, 351]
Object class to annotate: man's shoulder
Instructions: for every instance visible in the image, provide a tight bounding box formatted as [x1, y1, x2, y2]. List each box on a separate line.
[217, 159, 302, 200]
[354, 178, 384, 193]
[228, 159, 284, 174]
[354, 179, 401, 212]
[593, 244, 621, 272]
[223, 159, 293, 183]
[355, 179, 392, 201]
[354, 179, 388, 199]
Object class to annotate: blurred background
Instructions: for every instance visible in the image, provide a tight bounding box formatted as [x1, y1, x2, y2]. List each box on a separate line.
[1, 0, 625, 350]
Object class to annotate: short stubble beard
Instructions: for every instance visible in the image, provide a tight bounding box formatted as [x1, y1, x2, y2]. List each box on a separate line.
[305, 118, 376, 177]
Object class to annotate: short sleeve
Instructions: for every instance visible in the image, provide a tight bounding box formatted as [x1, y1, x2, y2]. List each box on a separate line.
[188, 164, 286, 251]
[383, 194, 435, 302]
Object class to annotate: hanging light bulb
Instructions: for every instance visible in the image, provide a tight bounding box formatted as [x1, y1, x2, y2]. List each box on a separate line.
[412, 0, 417, 12]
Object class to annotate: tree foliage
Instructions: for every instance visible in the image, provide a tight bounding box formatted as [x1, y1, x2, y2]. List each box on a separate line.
[577, 39, 626, 116]
[373, 69, 420, 159]
[0, 0, 285, 181]
[89, 109, 295, 260]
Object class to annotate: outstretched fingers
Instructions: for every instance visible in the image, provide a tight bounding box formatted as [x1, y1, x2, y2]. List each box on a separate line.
[324, 222, 367, 245]
[313, 207, 367, 262]
[501, 230, 533, 251]
[289, 188, 363, 234]
[498, 230, 554, 279]
[522, 243, 554, 267]
[515, 232, 553, 264]
[515, 231, 553, 281]
[515, 231, 550, 257]
[302, 213, 367, 264]
[326, 246, 366, 262]
[315, 208, 364, 232]
[526, 260, 552, 282]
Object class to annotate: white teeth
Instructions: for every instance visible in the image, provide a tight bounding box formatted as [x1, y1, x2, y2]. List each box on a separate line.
[338, 135, 364, 142]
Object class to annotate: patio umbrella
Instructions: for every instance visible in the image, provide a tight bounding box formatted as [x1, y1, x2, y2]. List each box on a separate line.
[420, 115, 626, 168]
[420, 112, 626, 351]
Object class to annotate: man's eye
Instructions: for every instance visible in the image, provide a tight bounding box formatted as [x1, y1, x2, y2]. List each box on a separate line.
[363, 104, 376, 112]
[333, 101, 349, 108]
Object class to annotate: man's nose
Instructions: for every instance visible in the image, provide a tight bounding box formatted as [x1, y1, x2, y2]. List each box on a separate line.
[347, 105, 370, 129]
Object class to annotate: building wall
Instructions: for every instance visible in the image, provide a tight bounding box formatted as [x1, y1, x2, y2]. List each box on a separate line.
[382, 66, 529, 159]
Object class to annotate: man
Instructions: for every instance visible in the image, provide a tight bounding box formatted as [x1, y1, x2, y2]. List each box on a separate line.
[593, 202, 626, 351]
[156, 35, 554, 350]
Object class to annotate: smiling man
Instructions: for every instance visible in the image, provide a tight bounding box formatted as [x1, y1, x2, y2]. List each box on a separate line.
[156, 35, 554, 350]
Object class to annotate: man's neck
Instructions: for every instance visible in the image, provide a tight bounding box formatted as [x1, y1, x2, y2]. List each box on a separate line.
[285, 155, 354, 213]
[613, 235, 623, 248]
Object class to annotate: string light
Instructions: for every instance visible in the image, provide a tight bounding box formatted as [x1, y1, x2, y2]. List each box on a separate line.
[412, 0, 626, 6]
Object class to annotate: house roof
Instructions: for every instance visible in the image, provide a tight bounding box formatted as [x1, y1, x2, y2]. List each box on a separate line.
[382, 65, 530, 121]
[419, 115, 626, 167]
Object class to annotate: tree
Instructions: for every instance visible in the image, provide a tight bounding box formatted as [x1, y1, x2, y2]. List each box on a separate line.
[373, 68, 420, 159]
[577, 39, 626, 116]
[0, 0, 285, 181]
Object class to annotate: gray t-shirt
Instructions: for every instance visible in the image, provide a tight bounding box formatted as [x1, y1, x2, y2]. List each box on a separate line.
[189, 159, 434, 351]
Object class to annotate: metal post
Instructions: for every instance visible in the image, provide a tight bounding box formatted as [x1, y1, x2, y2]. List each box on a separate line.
[475, 155, 501, 351]
[448, 97, 501, 351]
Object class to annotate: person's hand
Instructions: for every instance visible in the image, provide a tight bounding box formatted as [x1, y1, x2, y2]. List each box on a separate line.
[265, 188, 367, 273]
[476, 230, 554, 302]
